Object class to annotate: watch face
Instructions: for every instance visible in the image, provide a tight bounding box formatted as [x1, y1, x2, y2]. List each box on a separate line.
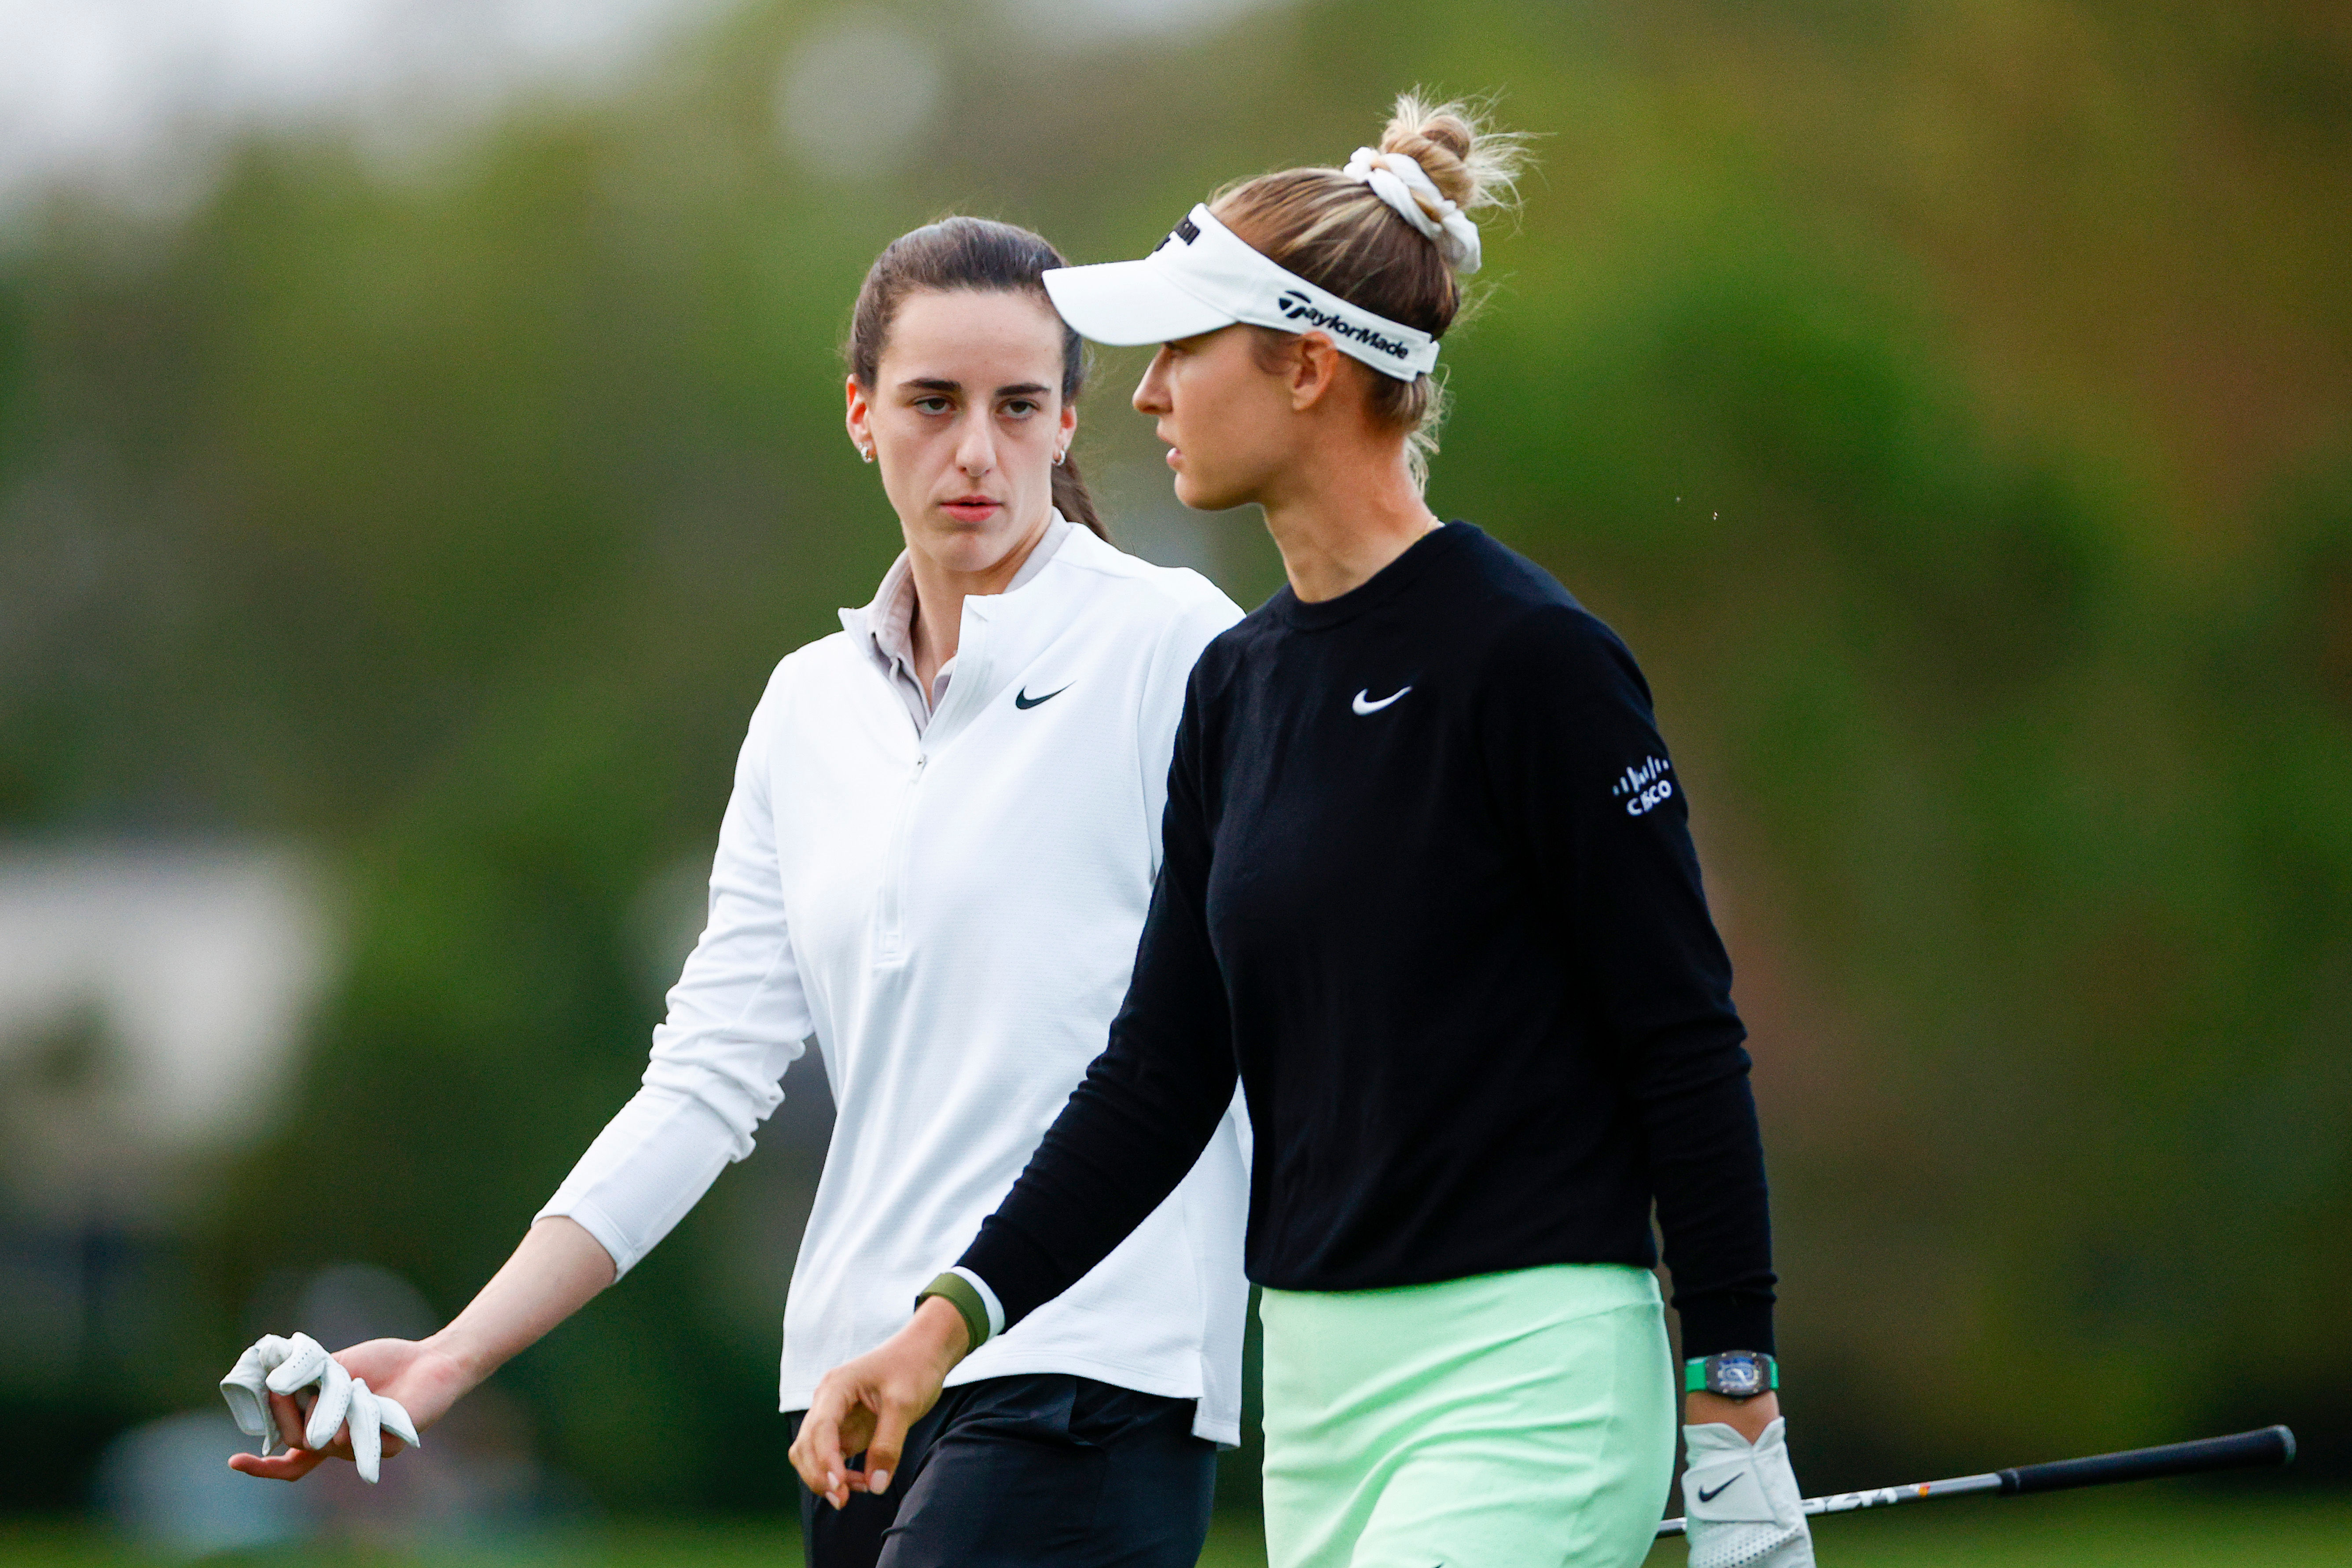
[1713, 1355, 1764, 1396]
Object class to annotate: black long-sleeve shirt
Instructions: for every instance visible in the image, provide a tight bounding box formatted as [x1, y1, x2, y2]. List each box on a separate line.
[962, 522, 1777, 1356]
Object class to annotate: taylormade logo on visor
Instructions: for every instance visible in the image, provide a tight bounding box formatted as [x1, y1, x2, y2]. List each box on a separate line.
[1044, 206, 1440, 380]
[1274, 290, 1415, 362]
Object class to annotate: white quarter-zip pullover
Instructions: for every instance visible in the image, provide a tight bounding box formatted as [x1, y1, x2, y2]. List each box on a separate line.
[864, 514, 1071, 732]
[537, 522, 1252, 1443]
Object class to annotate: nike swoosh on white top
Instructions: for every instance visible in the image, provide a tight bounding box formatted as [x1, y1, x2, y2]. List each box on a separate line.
[1352, 686, 1411, 715]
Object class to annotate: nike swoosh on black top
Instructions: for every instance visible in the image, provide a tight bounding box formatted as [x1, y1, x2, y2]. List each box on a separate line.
[1696, 1476, 1743, 1504]
[1014, 684, 1070, 710]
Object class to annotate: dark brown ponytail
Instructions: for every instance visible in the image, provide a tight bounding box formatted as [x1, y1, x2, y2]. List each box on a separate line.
[1049, 455, 1100, 539]
[847, 217, 1106, 540]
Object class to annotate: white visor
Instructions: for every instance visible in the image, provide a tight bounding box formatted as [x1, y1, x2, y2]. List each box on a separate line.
[1042, 205, 1439, 382]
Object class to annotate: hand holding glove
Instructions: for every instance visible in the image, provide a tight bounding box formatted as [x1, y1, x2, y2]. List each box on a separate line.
[220, 1332, 421, 1484]
[1682, 1416, 1814, 1568]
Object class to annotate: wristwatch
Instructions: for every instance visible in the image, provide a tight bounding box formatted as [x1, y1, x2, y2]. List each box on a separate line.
[1686, 1350, 1777, 1399]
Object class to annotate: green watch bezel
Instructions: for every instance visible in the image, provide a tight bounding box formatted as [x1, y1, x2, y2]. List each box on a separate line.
[1685, 1351, 1778, 1397]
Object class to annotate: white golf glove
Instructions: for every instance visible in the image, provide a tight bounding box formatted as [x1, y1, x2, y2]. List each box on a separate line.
[220, 1331, 421, 1483]
[1682, 1417, 1815, 1568]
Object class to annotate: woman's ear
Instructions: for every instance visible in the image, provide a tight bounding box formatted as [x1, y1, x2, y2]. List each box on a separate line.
[1058, 398, 1077, 455]
[844, 375, 874, 460]
[1287, 333, 1345, 412]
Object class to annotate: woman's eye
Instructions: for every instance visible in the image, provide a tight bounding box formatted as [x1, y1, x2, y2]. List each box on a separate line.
[1002, 400, 1038, 418]
[914, 397, 951, 415]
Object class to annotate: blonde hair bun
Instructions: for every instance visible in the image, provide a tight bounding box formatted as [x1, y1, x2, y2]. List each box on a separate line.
[1377, 91, 1529, 217]
[1205, 89, 1534, 491]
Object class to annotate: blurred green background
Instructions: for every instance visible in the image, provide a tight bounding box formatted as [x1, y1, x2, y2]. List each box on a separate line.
[1, 0, 2346, 1560]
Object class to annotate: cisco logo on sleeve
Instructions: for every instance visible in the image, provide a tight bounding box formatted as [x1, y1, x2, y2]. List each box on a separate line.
[1611, 756, 1675, 816]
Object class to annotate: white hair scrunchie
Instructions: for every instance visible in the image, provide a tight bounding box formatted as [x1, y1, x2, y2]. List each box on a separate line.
[1342, 146, 1481, 274]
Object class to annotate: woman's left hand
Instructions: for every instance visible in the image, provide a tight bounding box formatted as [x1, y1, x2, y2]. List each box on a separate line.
[789, 1296, 968, 1509]
[1680, 1403, 1814, 1568]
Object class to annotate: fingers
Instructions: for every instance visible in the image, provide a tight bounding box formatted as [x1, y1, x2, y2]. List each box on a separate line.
[228, 1446, 327, 1483]
[862, 1403, 912, 1498]
[789, 1406, 853, 1511]
[834, 1405, 878, 1489]
[265, 1388, 307, 1453]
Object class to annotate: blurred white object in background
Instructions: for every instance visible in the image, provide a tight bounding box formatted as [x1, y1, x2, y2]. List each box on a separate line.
[0, 0, 728, 218]
[0, 842, 335, 1223]
[0, 0, 1293, 223]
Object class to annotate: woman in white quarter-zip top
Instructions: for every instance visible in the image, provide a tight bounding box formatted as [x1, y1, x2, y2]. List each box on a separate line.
[222, 218, 1252, 1568]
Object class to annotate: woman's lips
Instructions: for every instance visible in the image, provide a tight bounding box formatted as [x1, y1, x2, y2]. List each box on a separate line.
[941, 498, 1000, 521]
[1164, 448, 1183, 470]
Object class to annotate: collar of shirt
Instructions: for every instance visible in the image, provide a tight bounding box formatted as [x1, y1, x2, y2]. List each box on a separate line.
[856, 512, 1074, 735]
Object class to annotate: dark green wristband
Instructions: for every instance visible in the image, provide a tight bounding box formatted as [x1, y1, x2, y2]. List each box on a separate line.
[915, 1272, 990, 1354]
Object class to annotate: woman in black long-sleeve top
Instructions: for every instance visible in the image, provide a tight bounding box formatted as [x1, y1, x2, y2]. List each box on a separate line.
[792, 94, 1815, 1568]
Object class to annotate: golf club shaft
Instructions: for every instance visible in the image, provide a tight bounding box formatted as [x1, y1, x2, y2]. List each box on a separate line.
[1654, 1425, 2295, 1539]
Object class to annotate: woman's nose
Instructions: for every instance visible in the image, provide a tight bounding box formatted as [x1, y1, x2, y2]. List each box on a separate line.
[1132, 349, 1172, 415]
[955, 416, 996, 477]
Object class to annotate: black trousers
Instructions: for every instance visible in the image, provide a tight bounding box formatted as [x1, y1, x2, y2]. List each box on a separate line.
[790, 1374, 1216, 1568]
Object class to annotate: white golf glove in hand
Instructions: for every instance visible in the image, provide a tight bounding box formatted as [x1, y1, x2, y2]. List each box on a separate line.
[220, 1332, 421, 1483]
[1682, 1417, 1815, 1568]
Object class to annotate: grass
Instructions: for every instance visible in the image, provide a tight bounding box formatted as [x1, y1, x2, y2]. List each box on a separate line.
[4, 1495, 2345, 1565]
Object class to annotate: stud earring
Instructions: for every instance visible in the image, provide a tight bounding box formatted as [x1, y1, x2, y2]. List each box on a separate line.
[1052, 448, 1066, 467]
[860, 446, 875, 463]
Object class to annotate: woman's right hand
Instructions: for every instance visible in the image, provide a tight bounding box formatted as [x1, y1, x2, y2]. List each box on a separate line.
[225, 1220, 614, 1483]
[227, 1335, 475, 1481]
[789, 1295, 969, 1509]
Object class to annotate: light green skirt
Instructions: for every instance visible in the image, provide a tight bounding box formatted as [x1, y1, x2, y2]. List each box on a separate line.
[1260, 1265, 1676, 1568]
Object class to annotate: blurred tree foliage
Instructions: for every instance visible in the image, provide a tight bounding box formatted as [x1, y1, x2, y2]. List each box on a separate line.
[0, 0, 2346, 1513]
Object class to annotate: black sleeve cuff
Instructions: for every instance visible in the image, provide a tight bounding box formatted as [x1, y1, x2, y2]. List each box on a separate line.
[956, 1216, 1060, 1332]
[1673, 1290, 1776, 1361]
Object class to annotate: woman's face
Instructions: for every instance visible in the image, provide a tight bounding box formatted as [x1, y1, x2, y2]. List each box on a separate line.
[847, 288, 1076, 576]
[1132, 326, 1306, 512]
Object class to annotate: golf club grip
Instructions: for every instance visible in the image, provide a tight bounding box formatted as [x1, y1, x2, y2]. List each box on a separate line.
[1999, 1426, 2295, 1496]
